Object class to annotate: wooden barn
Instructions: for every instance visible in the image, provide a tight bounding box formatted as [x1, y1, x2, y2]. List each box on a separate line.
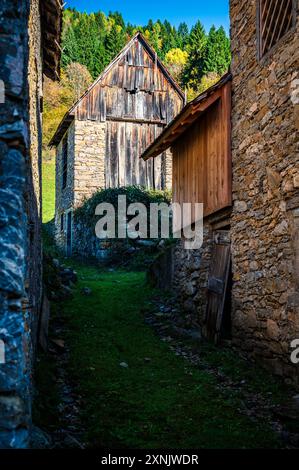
[51, 32, 184, 253]
[142, 73, 232, 218]
[143, 73, 232, 343]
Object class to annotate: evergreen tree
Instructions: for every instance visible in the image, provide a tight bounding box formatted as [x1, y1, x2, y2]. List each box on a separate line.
[149, 22, 162, 54]
[178, 22, 189, 49]
[161, 20, 177, 58]
[105, 23, 126, 66]
[60, 8, 229, 98]
[108, 11, 125, 29]
[61, 24, 79, 69]
[183, 21, 207, 91]
[203, 26, 231, 76]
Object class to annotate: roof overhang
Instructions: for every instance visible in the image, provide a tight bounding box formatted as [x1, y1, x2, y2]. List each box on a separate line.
[40, 0, 63, 81]
[141, 73, 232, 161]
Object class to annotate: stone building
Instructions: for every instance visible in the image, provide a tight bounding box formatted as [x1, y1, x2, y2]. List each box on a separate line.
[50, 32, 184, 255]
[230, 0, 298, 383]
[0, 0, 62, 448]
[143, 0, 299, 386]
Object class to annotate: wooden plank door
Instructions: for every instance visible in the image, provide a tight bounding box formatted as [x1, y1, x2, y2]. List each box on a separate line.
[205, 230, 231, 344]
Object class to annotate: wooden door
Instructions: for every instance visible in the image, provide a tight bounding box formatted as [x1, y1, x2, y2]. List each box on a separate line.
[205, 230, 231, 344]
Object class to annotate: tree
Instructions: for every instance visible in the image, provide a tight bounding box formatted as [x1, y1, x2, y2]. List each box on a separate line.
[149, 23, 163, 54]
[203, 26, 231, 76]
[65, 63, 93, 101]
[178, 22, 189, 49]
[105, 23, 126, 65]
[165, 48, 189, 84]
[161, 20, 177, 58]
[61, 23, 79, 69]
[183, 21, 207, 91]
[108, 11, 125, 29]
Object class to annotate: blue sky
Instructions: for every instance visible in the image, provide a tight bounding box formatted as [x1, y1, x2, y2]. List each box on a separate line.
[66, 1, 230, 34]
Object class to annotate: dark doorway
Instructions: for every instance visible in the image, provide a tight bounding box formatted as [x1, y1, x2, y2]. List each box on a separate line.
[66, 211, 72, 257]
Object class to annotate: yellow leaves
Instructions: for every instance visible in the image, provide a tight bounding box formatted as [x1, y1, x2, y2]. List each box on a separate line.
[165, 48, 189, 67]
[186, 72, 220, 101]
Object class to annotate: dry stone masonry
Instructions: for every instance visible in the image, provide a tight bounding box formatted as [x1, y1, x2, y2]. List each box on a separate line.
[0, 0, 61, 448]
[230, 0, 299, 385]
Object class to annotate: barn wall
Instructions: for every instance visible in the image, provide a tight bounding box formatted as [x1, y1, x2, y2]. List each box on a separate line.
[105, 120, 167, 189]
[73, 36, 184, 191]
[172, 84, 231, 218]
[75, 38, 183, 124]
[230, 0, 299, 385]
[54, 35, 183, 254]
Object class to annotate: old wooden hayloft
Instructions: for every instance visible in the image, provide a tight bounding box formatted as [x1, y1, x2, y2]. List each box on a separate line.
[51, 32, 184, 253]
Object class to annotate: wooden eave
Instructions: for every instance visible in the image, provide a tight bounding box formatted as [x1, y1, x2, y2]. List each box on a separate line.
[49, 32, 185, 147]
[40, 0, 63, 81]
[141, 73, 232, 161]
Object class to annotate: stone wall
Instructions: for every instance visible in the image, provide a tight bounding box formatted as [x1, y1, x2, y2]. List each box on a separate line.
[0, 0, 43, 448]
[73, 120, 106, 207]
[28, 0, 43, 353]
[55, 120, 106, 251]
[55, 122, 75, 250]
[162, 149, 173, 191]
[230, 0, 299, 385]
[172, 225, 213, 329]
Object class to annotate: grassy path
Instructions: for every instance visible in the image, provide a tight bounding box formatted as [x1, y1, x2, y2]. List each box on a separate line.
[58, 263, 282, 449]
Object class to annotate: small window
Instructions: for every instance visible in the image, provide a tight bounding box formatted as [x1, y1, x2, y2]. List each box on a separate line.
[258, 0, 295, 58]
[60, 213, 64, 232]
[62, 135, 68, 189]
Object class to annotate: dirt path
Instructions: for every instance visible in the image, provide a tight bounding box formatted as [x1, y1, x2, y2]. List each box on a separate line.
[34, 262, 298, 449]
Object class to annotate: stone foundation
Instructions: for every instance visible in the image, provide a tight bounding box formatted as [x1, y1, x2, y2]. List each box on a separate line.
[172, 225, 213, 329]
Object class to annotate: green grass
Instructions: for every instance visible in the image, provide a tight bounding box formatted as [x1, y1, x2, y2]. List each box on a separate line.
[42, 158, 55, 223]
[58, 262, 282, 449]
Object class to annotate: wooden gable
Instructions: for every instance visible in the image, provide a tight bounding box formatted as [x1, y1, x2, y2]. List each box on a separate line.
[74, 34, 184, 124]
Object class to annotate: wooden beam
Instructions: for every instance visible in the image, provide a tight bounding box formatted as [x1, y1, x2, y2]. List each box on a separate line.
[106, 116, 166, 126]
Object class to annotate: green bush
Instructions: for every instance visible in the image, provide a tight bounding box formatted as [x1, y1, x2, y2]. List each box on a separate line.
[75, 185, 172, 233]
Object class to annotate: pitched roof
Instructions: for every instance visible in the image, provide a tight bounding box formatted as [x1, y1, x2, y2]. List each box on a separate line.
[41, 0, 63, 81]
[49, 32, 185, 147]
[141, 73, 232, 161]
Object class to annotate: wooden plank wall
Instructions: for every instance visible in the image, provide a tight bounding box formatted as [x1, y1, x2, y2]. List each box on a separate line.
[73, 37, 183, 189]
[106, 121, 164, 189]
[172, 83, 232, 218]
[75, 39, 182, 123]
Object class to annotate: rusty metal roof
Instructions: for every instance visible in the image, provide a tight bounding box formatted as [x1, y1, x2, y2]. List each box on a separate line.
[141, 73, 232, 161]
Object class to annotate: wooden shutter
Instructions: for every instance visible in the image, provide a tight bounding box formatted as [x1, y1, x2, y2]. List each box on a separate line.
[258, 0, 295, 58]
